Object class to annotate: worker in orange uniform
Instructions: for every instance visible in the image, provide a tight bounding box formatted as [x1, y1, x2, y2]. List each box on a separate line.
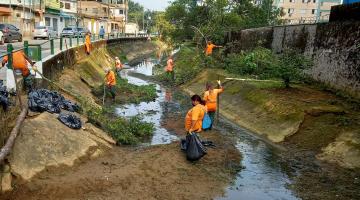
[165, 55, 174, 81]
[1, 50, 35, 91]
[85, 32, 91, 55]
[203, 80, 224, 129]
[115, 57, 123, 77]
[185, 95, 206, 134]
[205, 41, 223, 56]
[105, 68, 116, 101]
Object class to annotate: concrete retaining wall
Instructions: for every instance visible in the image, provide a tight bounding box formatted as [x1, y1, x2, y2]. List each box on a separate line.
[227, 22, 360, 98]
[39, 37, 147, 88]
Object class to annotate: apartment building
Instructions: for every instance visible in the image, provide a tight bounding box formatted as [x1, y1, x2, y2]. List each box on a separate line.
[0, 0, 42, 36]
[78, 0, 128, 34]
[59, 0, 77, 31]
[274, 0, 342, 24]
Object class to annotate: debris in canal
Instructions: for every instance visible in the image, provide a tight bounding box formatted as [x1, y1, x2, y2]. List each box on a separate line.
[28, 89, 80, 114]
[57, 113, 82, 129]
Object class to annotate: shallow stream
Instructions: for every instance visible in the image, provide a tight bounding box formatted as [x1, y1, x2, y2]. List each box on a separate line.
[115, 58, 299, 200]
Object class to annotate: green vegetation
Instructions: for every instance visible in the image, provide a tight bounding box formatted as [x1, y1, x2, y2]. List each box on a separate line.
[225, 48, 312, 88]
[154, 0, 282, 44]
[156, 46, 203, 86]
[92, 78, 157, 104]
[78, 96, 154, 145]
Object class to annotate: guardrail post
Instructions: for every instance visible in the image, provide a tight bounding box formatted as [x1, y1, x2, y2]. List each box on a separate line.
[24, 41, 29, 56]
[77, 35, 79, 46]
[60, 36, 63, 51]
[37, 45, 42, 61]
[50, 39, 54, 55]
[6, 44, 13, 69]
[69, 36, 73, 47]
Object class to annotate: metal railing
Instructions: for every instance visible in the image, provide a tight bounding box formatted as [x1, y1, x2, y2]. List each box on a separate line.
[0, 32, 149, 66]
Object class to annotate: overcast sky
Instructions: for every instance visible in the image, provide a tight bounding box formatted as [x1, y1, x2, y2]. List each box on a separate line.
[133, 0, 171, 11]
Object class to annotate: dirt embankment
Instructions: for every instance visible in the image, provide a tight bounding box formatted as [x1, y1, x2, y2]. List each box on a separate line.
[183, 69, 360, 199]
[1, 42, 242, 200]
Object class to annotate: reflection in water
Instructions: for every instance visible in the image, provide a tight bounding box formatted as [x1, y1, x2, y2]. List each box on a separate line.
[117, 56, 298, 200]
[115, 60, 178, 145]
[216, 123, 298, 200]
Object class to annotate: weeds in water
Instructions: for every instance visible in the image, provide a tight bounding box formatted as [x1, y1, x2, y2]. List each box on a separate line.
[83, 102, 155, 145]
[92, 78, 157, 104]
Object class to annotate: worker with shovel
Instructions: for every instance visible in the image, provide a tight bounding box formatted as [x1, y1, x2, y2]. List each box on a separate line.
[203, 80, 224, 129]
[1, 50, 36, 91]
[104, 68, 116, 102]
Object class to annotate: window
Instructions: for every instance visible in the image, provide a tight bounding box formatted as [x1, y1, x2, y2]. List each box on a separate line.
[289, 0, 295, 3]
[60, 17, 63, 22]
[16, 13, 21, 18]
[65, 3, 70, 9]
[45, 17, 51, 26]
[119, 9, 124, 14]
[60, 2, 64, 8]
[103, 7, 107, 13]
[313, 0, 316, 3]
[300, 9, 306, 14]
[312, 9, 316, 14]
[117, 0, 123, 4]
[288, 8, 295, 14]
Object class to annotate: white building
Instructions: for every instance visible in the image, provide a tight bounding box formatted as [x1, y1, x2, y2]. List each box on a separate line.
[59, 0, 77, 32]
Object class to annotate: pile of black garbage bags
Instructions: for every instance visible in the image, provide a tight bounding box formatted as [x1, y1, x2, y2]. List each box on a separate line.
[0, 82, 10, 111]
[28, 89, 82, 129]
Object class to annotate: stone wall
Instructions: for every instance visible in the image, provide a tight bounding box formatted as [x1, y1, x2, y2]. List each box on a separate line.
[226, 22, 360, 98]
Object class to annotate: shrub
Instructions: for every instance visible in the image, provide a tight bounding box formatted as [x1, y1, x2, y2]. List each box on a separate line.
[275, 50, 312, 88]
[225, 47, 277, 79]
[86, 106, 155, 145]
[225, 47, 312, 87]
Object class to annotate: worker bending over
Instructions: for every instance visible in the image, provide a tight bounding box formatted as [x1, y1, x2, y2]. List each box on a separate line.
[1, 50, 35, 91]
[165, 55, 174, 81]
[203, 80, 224, 129]
[105, 68, 116, 101]
[185, 95, 207, 134]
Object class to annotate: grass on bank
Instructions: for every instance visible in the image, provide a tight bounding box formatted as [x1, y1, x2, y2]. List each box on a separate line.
[78, 96, 155, 145]
[92, 76, 157, 104]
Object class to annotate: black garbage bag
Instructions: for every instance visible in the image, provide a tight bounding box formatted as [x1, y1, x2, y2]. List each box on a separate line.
[0, 82, 10, 111]
[58, 113, 82, 129]
[181, 133, 207, 161]
[28, 89, 80, 113]
[61, 99, 81, 112]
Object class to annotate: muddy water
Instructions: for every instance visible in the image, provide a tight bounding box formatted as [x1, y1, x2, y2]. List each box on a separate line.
[116, 58, 299, 200]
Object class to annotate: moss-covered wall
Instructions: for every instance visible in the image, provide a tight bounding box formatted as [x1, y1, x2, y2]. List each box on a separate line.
[226, 22, 360, 98]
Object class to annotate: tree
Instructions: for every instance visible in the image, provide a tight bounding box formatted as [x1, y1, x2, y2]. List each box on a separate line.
[128, 0, 144, 29]
[275, 50, 312, 88]
[163, 0, 282, 44]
